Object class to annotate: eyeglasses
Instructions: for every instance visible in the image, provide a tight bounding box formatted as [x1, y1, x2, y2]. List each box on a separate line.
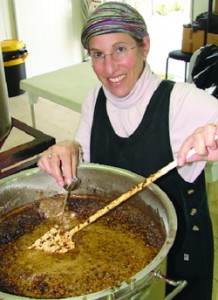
[88, 44, 137, 64]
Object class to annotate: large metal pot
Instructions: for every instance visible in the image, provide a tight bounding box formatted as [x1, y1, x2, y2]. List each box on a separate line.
[0, 163, 178, 300]
[0, 50, 11, 142]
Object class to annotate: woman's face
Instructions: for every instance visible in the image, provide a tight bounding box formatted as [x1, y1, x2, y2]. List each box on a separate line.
[88, 33, 150, 98]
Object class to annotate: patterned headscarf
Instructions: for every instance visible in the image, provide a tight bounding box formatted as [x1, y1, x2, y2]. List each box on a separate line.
[81, 1, 148, 49]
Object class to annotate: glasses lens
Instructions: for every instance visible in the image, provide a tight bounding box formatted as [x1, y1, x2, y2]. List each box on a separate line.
[90, 45, 136, 64]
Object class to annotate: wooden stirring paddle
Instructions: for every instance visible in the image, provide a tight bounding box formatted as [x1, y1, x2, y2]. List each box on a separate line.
[29, 136, 218, 254]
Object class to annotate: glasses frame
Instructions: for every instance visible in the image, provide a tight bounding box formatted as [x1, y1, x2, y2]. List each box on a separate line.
[88, 44, 137, 64]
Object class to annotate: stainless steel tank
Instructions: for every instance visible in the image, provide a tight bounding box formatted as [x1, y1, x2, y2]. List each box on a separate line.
[0, 49, 11, 142]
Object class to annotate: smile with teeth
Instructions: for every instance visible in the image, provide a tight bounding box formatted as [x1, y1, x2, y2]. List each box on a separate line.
[109, 75, 126, 83]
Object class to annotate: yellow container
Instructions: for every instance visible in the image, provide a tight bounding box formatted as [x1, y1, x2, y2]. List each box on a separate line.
[1, 39, 25, 52]
[1, 39, 28, 66]
[3, 54, 28, 67]
[1, 39, 28, 97]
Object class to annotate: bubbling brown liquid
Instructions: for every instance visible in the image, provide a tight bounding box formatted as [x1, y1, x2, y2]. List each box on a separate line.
[0, 194, 165, 298]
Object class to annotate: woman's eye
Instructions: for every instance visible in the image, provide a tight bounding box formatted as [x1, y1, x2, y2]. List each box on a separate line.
[94, 51, 103, 58]
[116, 46, 127, 53]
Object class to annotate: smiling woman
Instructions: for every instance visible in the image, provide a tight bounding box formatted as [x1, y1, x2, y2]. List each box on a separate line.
[36, 2, 218, 300]
[81, 0, 191, 77]
[81, 2, 150, 97]
[88, 33, 148, 98]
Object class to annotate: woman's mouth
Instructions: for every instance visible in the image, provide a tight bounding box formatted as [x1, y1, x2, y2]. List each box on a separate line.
[109, 74, 126, 83]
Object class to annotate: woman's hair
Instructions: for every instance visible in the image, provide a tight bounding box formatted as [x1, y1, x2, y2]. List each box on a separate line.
[81, 1, 148, 49]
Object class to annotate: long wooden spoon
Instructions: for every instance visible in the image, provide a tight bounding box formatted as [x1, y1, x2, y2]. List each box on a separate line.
[29, 136, 218, 254]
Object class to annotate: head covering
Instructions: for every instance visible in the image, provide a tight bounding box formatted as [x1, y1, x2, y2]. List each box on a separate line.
[81, 1, 148, 49]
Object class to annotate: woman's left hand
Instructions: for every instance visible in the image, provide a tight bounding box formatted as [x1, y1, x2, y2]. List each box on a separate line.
[177, 123, 218, 166]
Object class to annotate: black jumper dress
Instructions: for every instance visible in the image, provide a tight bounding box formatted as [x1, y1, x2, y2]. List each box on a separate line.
[90, 80, 214, 300]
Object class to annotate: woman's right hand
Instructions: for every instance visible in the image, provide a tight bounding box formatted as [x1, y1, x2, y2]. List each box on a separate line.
[37, 140, 81, 187]
[177, 123, 218, 166]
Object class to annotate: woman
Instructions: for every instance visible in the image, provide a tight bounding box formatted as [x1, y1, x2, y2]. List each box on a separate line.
[38, 2, 218, 299]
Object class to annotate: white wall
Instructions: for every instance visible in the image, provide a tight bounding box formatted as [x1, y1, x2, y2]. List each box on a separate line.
[13, 0, 84, 77]
[0, 0, 17, 39]
[0, 0, 84, 78]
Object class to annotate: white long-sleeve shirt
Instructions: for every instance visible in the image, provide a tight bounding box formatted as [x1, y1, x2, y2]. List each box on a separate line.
[75, 63, 218, 182]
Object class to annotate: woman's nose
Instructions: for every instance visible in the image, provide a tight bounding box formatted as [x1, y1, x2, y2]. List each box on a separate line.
[103, 54, 117, 73]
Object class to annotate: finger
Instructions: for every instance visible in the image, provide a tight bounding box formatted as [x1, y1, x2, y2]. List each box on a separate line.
[203, 123, 218, 150]
[60, 155, 73, 185]
[61, 143, 80, 182]
[177, 134, 194, 166]
[38, 151, 65, 186]
[177, 127, 205, 166]
[191, 130, 207, 157]
[48, 155, 66, 186]
[37, 152, 53, 174]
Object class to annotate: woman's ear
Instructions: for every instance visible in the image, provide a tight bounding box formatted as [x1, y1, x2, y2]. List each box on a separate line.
[142, 35, 150, 59]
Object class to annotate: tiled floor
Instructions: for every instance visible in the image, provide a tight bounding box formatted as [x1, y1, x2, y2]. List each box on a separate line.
[1, 92, 218, 299]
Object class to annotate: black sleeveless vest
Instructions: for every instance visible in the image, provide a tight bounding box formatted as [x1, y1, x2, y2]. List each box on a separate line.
[90, 80, 213, 299]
